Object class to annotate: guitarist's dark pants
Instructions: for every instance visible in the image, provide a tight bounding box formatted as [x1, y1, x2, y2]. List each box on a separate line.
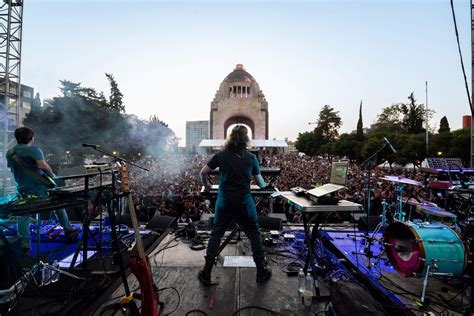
[17, 189, 73, 249]
[204, 194, 265, 272]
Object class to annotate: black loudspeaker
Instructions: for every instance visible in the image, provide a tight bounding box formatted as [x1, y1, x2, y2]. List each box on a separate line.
[116, 214, 133, 227]
[358, 215, 382, 231]
[0, 236, 22, 290]
[146, 215, 176, 232]
[258, 216, 282, 230]
[199, 214, 236, 231]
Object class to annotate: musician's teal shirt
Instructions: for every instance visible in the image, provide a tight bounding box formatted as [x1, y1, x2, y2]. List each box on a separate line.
[207, 149, 261, 201]
[206, 149, 261, 225]
[6, 144, 49, 196]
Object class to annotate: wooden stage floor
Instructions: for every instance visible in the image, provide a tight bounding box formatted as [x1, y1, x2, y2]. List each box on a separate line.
[95, 228, 329, 315]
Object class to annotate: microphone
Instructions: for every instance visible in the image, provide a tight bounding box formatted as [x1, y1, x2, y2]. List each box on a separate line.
[82, 143, 100, 148]
[384, 137, 397, 154]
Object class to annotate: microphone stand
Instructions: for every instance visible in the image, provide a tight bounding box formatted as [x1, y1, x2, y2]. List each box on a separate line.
[351, 141, 390, 270]
[89, 147, 149, 172]
[84, 146, 149, 316]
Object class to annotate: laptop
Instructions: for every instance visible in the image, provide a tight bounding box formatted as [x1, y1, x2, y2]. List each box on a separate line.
[306, 161, 349, 198]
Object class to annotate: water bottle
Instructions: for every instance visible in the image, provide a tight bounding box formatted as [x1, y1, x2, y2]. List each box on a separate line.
[305, 273, 313, 294]
[41, 263, 51, 286]
[298, 268, 305, 293]
[51, 260, 60, 283]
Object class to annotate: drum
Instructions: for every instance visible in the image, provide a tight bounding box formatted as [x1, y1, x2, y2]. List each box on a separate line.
[384, 221, 468, 277]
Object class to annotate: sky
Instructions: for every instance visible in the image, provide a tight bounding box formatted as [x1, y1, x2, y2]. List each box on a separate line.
[22, 0, 472, 145]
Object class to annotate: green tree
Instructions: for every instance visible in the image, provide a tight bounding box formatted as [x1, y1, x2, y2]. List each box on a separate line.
[333, 133, 361, 161]
[394, 133, 426, 167]
[295, 131, 316, 156]
[375, 93, 432, 135]
[105, 73, 125, 112]
[24, 81, 132, 165]
[150, 115, 168, 128]
[312, 105, 342, 155]
[314, 105, 342, 142]
[59, 80, 82, 98]
[295, 105, 342, 156]
[361, 135, 387, 165]
[439, 116, 450, 133]
[356, 100, 364, 140]
[429, 132, 451, 158]
[447, 128, 470, 165]
[376, 104, 403, 129]
[32, 92, 42, 108]
[400, 93, 426, 134]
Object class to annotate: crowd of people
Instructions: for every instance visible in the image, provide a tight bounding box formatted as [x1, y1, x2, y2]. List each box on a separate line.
[121, 151, 439, 225]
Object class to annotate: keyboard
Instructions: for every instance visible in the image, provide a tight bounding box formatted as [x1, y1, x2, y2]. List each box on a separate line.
[48, 181, 112, 196]
[0, 197, 87, 217]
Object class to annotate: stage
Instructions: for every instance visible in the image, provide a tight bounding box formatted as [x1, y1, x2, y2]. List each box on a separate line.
[2, 219, 473, 315]
[96, 227, 331, 315]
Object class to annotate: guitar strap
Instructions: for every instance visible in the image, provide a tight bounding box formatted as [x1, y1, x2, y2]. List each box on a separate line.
[7, 148, 55, 188]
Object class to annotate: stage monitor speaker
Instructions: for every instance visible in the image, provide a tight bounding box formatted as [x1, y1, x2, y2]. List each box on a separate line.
[258, 216, 282, 230]
[201, 214, 235, 230]
[268, 213, 287, 223]
[146, 215, 176, 233]
[0, 236, 22, 290]
[116, 214, 133, 228]
[358, 215, 382, 231]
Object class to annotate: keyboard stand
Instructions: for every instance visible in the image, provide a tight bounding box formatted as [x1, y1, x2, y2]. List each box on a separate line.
[215, 224, 242, 259]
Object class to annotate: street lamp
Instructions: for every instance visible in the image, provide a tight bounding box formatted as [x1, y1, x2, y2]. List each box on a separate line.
[437, 151, 443, 156]
[65, 150, 70, 165]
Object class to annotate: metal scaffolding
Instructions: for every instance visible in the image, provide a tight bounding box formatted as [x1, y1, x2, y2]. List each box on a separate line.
[0, 0, 23, 199]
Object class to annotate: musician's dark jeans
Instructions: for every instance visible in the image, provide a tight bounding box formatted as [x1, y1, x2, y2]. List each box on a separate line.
[204, 194, 265, 272]
[17, 190, 73, 249]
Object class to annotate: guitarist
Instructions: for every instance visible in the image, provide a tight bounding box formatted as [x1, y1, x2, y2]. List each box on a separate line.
[6, 127, 79, 254]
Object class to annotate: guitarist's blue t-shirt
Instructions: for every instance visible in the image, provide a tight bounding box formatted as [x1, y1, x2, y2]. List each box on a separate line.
[6, 144, 49, 196]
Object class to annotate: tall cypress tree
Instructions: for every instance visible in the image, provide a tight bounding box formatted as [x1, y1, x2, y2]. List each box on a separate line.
[439, 116, 450, 133]
[105, 73, 125, 112]
[356, 100, 364, 139]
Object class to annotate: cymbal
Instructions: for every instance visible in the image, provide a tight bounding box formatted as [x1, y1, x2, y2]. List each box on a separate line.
[380, 176, 423, 186]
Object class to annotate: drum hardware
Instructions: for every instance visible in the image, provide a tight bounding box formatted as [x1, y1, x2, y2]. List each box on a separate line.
[415, 224, 446, 230]
[420, 258, 462, 264]
[394, 183, 407, 222]
[380, 176, 423, 222]
[419, 262, 458, 305]
[420, 263, 432, 304]
[420, 239, 456, 244]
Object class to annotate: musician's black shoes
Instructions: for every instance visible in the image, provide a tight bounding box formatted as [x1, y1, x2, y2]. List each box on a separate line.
[65, 228, 80, 242]
[256, 267, 272, 283]
[198, 270, 213, 286]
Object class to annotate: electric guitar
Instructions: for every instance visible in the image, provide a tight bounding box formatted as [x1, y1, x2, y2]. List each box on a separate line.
[120, 163, 160, 316]
[8, 148, 57, 188]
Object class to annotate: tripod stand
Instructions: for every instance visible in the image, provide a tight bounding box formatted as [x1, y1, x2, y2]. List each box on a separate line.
[215, 223, 242, 258]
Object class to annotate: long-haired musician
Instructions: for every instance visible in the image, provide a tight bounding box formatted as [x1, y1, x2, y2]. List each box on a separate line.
[198, 125, 271, 285]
